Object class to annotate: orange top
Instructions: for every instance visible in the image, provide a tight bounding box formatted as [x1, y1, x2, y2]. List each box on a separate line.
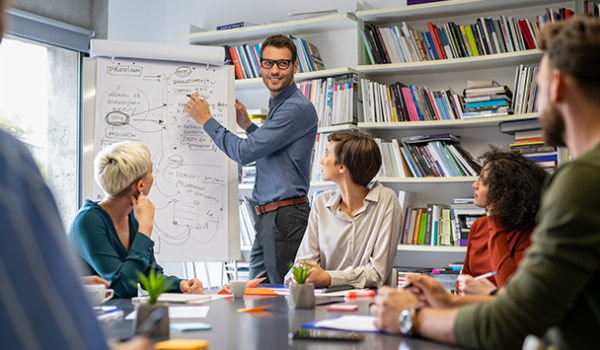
[459, 216, 533, 289]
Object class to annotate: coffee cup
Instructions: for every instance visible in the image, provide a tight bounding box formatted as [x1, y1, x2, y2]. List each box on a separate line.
[84, 284, 114, 306]
[230, 280, 246, 299]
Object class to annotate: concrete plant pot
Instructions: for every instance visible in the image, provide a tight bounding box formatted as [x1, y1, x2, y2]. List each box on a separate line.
[288, 283, 315, 309]
[135, 302, 170, 339]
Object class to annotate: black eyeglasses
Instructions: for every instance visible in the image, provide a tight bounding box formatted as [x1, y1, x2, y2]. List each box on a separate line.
[260, 58, 293, 70]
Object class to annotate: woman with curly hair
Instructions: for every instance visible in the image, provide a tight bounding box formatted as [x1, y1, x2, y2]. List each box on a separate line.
[457, 148, 547, 296]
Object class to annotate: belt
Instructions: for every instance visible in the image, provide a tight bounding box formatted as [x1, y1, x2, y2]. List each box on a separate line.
[255, 196, 308, 215]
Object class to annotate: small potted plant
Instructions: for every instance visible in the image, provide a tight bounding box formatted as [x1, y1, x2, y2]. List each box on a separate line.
[133, 268, 173, 339]
[287, 262, 315, 309]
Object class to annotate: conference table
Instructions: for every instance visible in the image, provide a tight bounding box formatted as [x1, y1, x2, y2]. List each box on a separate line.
[105, 294, 471, 349]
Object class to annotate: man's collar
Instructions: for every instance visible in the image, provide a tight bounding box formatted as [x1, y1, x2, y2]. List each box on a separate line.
[270, 82, 297, 103]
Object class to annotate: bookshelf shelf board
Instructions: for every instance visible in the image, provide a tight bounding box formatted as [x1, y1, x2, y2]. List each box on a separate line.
[397, 244, 466, 252]
[235, 67, 358, 90]
[238, 184, 254, 190]
[359, 113, 539, 131]
[318, 123, 358, 133]
[355, 50, 542, 75]
[379, 176, 477, 184]
[356, 0, 568, 23]
[188, 13, 357, 45]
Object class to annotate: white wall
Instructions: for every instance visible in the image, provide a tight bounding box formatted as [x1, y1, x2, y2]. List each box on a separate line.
[108, 0, 405, 44]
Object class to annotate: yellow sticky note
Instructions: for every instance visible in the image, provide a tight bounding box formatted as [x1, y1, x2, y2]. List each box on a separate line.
[154, 339, 209, 350]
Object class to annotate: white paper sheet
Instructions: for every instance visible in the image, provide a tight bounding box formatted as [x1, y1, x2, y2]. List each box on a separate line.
[126, 306, 210, 320]
[313, 315, 378, 332]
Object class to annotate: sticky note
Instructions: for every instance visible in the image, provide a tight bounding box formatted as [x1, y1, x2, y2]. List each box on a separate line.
[155, 339, 209, 350]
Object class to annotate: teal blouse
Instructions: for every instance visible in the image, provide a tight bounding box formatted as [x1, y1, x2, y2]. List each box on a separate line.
[69, 200, 181, 298]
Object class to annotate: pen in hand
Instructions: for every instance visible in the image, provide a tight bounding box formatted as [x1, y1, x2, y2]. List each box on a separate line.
[474, 271, 498, 280]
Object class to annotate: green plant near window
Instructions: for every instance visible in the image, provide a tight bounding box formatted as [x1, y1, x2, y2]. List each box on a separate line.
[290, 262, 312, 284]
[133, 268, 173, 304]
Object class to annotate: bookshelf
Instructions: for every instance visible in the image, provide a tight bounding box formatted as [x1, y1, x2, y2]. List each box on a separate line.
[190, 0, 577, 267]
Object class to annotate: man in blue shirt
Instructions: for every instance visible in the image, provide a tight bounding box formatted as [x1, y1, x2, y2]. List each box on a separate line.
[186, 35, 318, 283]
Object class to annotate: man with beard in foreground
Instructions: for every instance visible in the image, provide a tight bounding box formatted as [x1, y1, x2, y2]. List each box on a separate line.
[371, 16, 600, 350]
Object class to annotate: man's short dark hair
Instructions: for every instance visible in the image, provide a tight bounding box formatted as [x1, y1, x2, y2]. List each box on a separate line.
[539, 16, 600, 101]
[327, 130, 381, 187]
[260, 34, 297, 62]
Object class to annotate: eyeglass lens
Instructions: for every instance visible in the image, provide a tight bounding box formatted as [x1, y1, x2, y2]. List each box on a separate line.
[260, 59, 292, 69]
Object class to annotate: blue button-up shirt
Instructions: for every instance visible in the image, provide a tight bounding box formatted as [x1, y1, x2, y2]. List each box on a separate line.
[203, 83, 318, 205]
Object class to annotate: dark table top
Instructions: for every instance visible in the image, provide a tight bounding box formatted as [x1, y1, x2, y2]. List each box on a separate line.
[105, 294, 469, 350]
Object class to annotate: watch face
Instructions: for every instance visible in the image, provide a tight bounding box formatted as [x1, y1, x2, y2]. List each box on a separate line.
[399, 309, 413, 335]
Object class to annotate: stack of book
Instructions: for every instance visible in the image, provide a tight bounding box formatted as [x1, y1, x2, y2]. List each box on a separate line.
[297, 74, 360, 127]
[225, 43, 262, 79]
[289, 35, 326, 73]
[509, 129, 560, 171]
[512, 65, 539, 114]
[450, 198, 486, 247]
[224, 36, 325, 79]
[399, 134, 482, 177]
[360, 8, 572, 64]
[239, 197, 258, 247]
[538, 7, 575, 26]
[373, 134, 480, 178]
[401, 203, 454, 246]
[462, 80, 512, 118]
[360, 79, 464, 122]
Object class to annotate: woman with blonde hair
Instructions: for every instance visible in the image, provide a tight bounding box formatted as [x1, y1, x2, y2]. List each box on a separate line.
[69, 141, 203, 298]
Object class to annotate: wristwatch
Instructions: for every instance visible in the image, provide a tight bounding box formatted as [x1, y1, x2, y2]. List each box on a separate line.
[398, 306, 422, 336]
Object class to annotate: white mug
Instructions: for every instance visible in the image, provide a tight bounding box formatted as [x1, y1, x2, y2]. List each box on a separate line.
[230, 280, 246, 299]
[84, 284, 115, 306]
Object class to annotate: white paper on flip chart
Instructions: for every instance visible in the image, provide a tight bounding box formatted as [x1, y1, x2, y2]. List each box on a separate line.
[90, 39, 224, 65]
[313, 315, 379, 332]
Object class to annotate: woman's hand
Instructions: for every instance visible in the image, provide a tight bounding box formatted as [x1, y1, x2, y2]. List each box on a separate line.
[303, 260, 331, 288]
[82, 275, 110, 287]
[180, 278, 204, 294]
[131, 193, 155, 237]
[457, 274, 497, 296]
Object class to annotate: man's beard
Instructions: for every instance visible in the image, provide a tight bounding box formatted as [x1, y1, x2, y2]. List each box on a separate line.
[539, 103, 567, 147]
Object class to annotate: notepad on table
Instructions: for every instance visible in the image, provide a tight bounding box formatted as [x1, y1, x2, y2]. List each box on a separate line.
[303, 315, 379, 333]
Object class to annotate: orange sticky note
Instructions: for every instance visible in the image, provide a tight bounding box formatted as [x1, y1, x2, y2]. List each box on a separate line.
[155, 339, 209, 350]
[245, 277, 267, 288]
[237, 304, 272, 313]
[244, 287, 278, 296]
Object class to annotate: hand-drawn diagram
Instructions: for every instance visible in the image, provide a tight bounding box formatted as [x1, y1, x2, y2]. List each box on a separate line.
[93, 57, 232, 261]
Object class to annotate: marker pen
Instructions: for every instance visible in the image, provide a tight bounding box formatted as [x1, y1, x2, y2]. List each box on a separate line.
[345, 290, 375, 298]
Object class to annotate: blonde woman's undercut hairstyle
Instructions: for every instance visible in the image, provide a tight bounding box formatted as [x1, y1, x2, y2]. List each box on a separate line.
[94, 141, 151, 197]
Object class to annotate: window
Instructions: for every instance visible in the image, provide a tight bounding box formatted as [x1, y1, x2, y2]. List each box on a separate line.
[0, 34, 80, 227]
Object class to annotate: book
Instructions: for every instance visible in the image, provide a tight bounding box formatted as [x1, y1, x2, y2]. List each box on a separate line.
[216, 21, 257, 31]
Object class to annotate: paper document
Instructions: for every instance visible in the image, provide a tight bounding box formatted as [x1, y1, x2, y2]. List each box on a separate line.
[126, 306, 210, 320]
[309, 315, 379, 333]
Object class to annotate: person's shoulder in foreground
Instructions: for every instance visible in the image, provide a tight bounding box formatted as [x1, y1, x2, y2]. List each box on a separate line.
[0, 129, 110, 350]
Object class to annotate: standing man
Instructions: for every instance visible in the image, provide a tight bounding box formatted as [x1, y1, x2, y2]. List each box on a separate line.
[371, 16, 600, 349]
[186, 35, 318, 284]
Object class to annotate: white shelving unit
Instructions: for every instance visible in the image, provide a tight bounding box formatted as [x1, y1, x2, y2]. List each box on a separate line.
[189, 13, 357, 45]
[190, 0, 576, 268]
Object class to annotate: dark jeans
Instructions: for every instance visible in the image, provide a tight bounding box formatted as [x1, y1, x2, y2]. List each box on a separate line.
[249, 202, 310, 284]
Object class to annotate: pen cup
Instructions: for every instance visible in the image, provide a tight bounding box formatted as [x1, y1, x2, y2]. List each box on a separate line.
[230, 280, 246, 298]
